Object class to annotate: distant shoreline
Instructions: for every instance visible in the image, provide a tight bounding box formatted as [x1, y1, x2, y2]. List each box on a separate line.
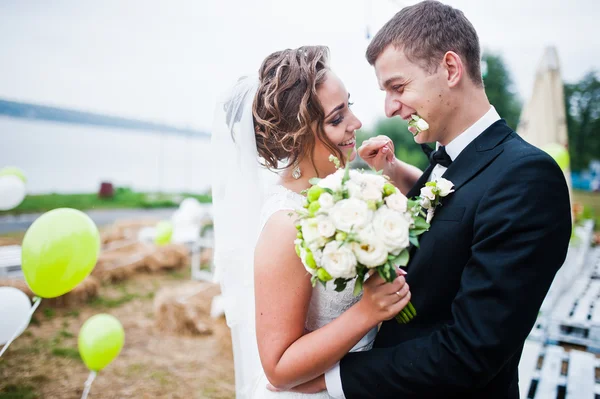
[0, 98, 209, 138]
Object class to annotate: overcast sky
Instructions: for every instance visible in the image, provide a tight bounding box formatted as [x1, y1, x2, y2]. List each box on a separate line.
[0, 0, 598, 131]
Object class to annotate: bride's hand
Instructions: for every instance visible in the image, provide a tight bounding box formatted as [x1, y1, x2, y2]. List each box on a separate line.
[358, 269, 411, 324]
[357, 135, 396, 172]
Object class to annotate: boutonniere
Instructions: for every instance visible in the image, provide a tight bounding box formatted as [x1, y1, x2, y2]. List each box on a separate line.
[416, 178, 455, 223]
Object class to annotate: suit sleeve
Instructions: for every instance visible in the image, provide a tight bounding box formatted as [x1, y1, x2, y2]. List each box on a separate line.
[339, 153, 572, 398]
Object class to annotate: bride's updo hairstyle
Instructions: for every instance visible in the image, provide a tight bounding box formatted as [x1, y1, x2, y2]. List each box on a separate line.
[253, 46, 345, 172]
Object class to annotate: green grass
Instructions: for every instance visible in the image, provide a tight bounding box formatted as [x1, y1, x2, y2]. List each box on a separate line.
[50, 347, 81, 360]
[0, 384, 39, 399]
[88, 289, 154, 309]
[0, 186, 211, 216]
[573, 190, 600, 231]
[42, 308, 55, 319]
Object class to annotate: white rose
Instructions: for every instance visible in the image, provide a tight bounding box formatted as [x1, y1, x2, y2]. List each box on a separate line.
[301, 218, 328, 251]
[420, 186, 436, 201]
[312, 248, 323, 264]
[347, 173, 385, 202]
[361, 185, 383, 202]
[321, 241, 357, 279]
[328, 198, 373, 233]
[372, 207, 410, 255]
[436, 178, 455, 197]
[416, 118, 429, 131]
[318, 170, 344, 192]
[318, 192, 335, 210]
[351, 227, 389, 268]
[385, 193, 408, 212]
[317, 216, 336, 238]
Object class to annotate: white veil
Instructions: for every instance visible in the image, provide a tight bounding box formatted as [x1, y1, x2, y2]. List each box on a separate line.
[211, 75, 277, 398]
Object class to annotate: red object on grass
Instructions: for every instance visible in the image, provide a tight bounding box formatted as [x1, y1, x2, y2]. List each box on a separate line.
[98, 182, 115, 198]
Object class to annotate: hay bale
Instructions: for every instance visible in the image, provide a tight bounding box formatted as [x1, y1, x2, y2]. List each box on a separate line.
[0, 276, 99, 308]
[93, 241, 153, 282]
[143, 244, 189, 273]
[100, 219, 160, 245]
[154, 282, 221, 336]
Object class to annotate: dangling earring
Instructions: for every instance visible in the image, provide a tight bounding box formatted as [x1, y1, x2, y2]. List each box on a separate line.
[291, 161, 301, 179]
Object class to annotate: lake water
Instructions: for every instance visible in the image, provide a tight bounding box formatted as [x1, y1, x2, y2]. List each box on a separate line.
[0, 116, 214, 194]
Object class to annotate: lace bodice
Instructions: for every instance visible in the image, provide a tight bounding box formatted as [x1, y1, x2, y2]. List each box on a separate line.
[258, 185, 366, 334]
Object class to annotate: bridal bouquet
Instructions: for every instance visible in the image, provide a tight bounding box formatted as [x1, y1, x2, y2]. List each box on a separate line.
[293, 156, 430, 324]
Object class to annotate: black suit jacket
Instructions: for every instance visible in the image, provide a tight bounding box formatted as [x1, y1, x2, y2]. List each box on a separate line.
[339, 120, 572, 398]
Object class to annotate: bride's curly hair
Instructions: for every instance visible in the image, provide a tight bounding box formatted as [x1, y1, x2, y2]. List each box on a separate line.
[253, 46, 344, 173]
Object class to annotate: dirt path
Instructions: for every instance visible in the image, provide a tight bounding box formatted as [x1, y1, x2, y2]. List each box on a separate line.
[0, 271, 234, 399]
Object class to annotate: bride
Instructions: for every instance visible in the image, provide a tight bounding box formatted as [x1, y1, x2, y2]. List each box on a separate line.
[211, 46, 412, 398]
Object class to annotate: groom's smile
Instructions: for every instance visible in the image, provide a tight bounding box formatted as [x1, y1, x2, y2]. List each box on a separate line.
[373, 45, 456, 146]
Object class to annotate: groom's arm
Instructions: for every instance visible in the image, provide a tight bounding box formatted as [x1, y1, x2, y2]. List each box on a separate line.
[338, 152, 572, 398]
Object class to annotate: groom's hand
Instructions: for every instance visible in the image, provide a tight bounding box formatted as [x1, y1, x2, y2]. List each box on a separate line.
[358, 135, 396, 173]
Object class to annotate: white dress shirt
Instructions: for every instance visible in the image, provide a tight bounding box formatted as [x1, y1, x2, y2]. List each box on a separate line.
[324, 106, 501, 399]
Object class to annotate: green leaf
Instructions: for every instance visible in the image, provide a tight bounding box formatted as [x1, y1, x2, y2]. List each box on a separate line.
[407, 199, 420, 208]
[310, 275, 318, 287]
[391, 249, 410, 267]
[425, 181, 436, 187]
[409, 235, 420, 248]
[319, 279, 327, 288]
[353, 277, 363, 296]
[410, 228, 428, 236]
[413, 218, 430, 231]
[334, 278, 348, 292]
[388, 262, 397, 281]
[308, 177, 321, 185]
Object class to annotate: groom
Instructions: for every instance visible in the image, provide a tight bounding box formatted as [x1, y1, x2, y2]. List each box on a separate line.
[288, 1, 572, 398]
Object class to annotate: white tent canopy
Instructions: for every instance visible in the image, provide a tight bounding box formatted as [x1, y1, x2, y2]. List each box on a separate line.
[517, 46, 572, 193]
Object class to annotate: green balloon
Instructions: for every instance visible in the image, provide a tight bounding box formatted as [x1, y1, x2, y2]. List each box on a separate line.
[0, 166, 26, 183]
[541, 143, 570, 171]
[21, 208, 100, 298]
[154, 220, 173, 246]
[78, 314, 125, 371]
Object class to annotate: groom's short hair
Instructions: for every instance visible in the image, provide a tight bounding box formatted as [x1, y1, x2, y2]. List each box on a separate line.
[366, 0, 483, 87]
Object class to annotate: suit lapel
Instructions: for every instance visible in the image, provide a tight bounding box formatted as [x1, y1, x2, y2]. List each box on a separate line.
[407, 163, 434, 199]
[441, 120, 513, 191]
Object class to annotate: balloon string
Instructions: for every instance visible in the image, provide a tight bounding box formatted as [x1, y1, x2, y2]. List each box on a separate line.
[81, 370, 97, 399]
[0, 296, 42, 357]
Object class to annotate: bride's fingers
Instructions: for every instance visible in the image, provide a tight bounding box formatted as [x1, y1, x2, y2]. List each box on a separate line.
[389, 291, 412, 316]
[385, 145, 395, 162]
[393, 282, 410, 300]
[358, 140, 389, 159]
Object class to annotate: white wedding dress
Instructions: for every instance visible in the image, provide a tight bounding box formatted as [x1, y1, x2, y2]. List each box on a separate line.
[250, 185, 377, 399]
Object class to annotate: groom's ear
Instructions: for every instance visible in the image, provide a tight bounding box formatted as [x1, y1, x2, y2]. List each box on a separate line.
[442, 51, 463, 88]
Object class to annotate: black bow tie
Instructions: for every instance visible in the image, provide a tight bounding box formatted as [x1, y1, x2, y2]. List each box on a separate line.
[421, 144, 453, 168]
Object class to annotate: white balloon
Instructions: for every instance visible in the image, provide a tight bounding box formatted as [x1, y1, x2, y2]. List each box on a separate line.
[0, 287, 32, 345]
[0, 175, 26, 211]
